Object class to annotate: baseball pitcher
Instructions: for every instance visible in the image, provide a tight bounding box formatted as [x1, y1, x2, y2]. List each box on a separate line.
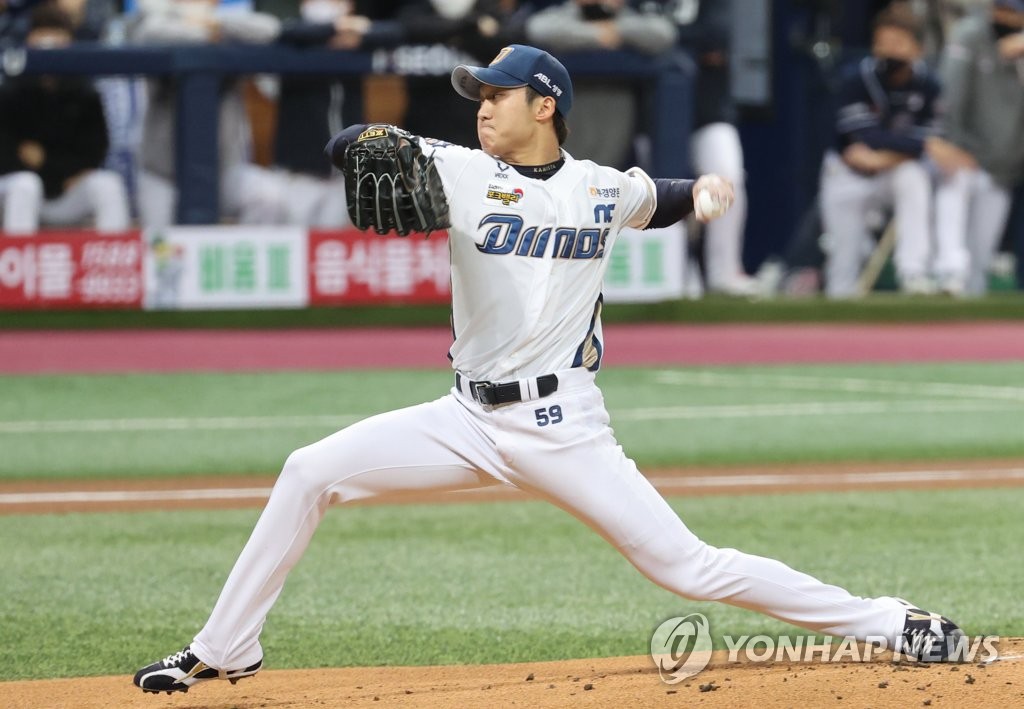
[134, 44, 963, 694]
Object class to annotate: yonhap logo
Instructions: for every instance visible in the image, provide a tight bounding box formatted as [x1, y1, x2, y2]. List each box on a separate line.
[648, 615, 1000, 685]
[650, 613, 713, 684]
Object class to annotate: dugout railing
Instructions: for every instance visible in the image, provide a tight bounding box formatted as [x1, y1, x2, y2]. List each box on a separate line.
[3, 44, 695, 225]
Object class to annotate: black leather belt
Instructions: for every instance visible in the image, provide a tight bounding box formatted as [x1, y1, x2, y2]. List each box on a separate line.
[455, 372, 559, 406]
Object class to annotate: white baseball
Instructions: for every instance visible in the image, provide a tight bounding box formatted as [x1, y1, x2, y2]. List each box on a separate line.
[696, 188, 726, 220]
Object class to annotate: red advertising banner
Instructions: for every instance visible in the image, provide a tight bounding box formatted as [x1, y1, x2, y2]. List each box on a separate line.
[309, 229, 451, 305]
[0, 231, 143, 309]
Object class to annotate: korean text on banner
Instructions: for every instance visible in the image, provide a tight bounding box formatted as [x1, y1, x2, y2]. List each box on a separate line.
[0, 231, 143, 309]
[309, 229, 451, 305]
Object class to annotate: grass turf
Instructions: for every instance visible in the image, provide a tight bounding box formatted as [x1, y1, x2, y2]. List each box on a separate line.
[0, 488, 1019, 681]
[3, 362, 1024, 480]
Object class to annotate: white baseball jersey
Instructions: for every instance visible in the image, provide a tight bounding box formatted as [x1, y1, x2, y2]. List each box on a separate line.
[419, 138, 656, 382]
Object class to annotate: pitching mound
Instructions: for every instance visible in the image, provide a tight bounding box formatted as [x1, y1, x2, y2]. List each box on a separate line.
[5, 639, 1022, 708]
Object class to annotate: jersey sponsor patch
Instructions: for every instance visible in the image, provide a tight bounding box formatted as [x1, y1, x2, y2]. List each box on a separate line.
[588, 186, 621, 199]
[485, 184, 524, 207]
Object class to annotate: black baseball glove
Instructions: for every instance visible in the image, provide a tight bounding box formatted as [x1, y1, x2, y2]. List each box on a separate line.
[342, 125, 450, 237]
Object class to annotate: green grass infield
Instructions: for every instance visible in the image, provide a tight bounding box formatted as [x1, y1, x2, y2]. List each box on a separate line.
[3, 362, 1024, 480]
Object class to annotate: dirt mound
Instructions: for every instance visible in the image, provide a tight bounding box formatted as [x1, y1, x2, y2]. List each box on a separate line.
[4, 639, 1022, 708]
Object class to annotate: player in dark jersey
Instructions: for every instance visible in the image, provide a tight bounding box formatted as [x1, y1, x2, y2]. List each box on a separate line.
[820, 3, 944, 297]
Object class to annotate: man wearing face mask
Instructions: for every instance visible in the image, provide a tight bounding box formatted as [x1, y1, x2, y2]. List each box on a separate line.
[819, 2, 941, 298]
[928, 0, 1024, 296]
[0, 4, 130, 233]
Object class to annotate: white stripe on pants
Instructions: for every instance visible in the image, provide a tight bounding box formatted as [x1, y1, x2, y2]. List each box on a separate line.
[190, 369, 906, 670]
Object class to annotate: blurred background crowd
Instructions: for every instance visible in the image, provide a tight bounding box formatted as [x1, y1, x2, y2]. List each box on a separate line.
[0, 0, 1022, 299]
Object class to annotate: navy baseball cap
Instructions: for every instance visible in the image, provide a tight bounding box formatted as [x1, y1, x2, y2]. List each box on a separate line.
[995, 0, 1024, 11]
[452, 44, 574, 117]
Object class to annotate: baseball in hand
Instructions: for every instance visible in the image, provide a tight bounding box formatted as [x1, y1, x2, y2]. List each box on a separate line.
[693, 175, 734, 222]
[696, 189, 724, 220]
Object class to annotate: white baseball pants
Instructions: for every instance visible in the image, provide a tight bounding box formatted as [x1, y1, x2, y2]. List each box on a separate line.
[934, 168, 1012, 295]
[277, 172, 350, 228]
[40, 170, 131, 232]
[138, 165, 295, 228]
[0, 169, 129, 233]
[691, 123, 749, 291]
[191, 368, 907, 670]
[0, 172, 43, 234]
[820, 152, 932, 297]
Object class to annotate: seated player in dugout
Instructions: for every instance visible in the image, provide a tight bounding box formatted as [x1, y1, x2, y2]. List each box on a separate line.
[133, 44, 966, 695]
[931, 0, 1024, 296]
[0, 4, 130, 234]
[819, 2, 944, 298]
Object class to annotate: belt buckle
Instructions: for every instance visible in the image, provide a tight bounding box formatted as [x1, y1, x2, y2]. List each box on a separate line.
[472, 380, 493, 404]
